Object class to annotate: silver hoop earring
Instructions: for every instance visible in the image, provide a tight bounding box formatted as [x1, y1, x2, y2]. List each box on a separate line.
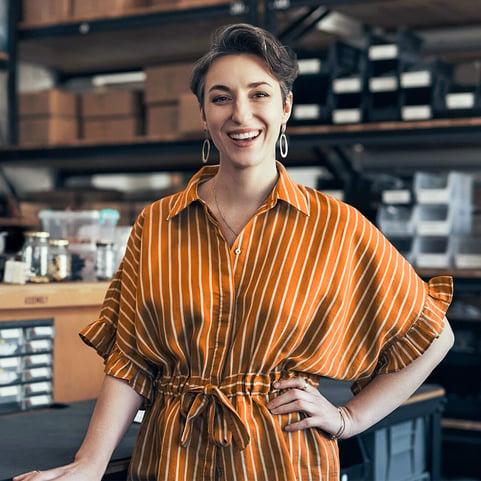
[279, 130, 288, 159]
[202, 138, 211, 164]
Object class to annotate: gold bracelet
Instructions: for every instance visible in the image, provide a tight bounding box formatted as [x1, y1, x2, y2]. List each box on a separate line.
[329, 407, 346, 440]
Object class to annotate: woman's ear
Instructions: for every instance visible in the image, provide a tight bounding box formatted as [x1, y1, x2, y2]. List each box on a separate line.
[200, 104, 207, 130]
[283, 92, 293, 124]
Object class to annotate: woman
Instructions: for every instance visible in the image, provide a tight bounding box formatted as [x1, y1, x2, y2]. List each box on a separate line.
[15, 23, 454, 481]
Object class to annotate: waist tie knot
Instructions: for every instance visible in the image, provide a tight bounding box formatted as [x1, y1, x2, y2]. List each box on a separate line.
[180, 384, 250, 450]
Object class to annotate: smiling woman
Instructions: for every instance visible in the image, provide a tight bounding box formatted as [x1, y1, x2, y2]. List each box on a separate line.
[13, 23, 454, 481]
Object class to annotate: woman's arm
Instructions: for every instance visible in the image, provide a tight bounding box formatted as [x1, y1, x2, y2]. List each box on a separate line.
[13, 374, 144, 481]
[268, 318, 454, 438]
[341, 317, 454, 437]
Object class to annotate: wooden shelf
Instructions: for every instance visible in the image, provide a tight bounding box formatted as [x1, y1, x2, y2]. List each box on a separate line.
[442, 418, 481, 432]
[0, 216, 40, 228]
[17, 1, 254, 74]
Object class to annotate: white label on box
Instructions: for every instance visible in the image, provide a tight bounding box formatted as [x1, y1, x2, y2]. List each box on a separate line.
[456, 254, 481, 269]
[25, 354, 52, 366]
[417, 223, 449, 236]
[416, 254, 449, 269]
[0, 385, 19, 397]
[446, 92, 475, 109]
[0, 328, 22, 339]
[28, 340, 51, 352]
[0, 357, 20, 368]
[26, 395, 51, 407]
[25, 382, 51, 394]
[333, 77, 362, 93]
[29, 326, 54, 338]
[368, 44, 398, 60]
[382, 189, 411, 204]
[293, 104, 321, 120]
[298, 58, 322, 75]
[417, 190, 450, 204]
[401, 71, 432, 88]
[333, 109, 362, 124]
[26, 367, 51, 379]
[402, 105, 432, 120]
[369, 76, 398, 92]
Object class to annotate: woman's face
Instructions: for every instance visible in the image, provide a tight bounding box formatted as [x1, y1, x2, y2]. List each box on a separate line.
[201, 53, 292, 169]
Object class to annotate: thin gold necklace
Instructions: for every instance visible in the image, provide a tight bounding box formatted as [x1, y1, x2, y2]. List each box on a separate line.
[212, 179, 239, 237]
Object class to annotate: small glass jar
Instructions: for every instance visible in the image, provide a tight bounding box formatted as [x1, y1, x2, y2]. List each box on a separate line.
[95, 240, 116, 281]
[22, 231, 50, 283]
[48, 239, 71, 281]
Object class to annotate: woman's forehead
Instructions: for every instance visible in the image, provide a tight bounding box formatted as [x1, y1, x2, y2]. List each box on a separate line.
[205, 53, 277, 87]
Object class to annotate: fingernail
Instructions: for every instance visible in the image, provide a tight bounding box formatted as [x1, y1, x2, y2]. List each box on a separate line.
[273, 381, 280, 388]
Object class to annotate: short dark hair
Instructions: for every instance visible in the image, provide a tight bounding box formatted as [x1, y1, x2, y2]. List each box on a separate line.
[190, 23, 298, 108]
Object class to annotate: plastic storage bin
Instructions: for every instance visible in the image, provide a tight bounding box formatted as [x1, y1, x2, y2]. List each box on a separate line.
[414, 204, 471, 236]
[377, 205, 416, 236]
[0, 356, 22, 385]
[413, 236, 452, 268]
[453, 236, 481, 269]
[0, 327, 24, 356]
[413, 171, 472, 204]
[362, 417, 429, 481]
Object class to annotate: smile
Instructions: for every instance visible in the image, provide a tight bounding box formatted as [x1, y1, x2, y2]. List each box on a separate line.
[228, 130, 261, 141]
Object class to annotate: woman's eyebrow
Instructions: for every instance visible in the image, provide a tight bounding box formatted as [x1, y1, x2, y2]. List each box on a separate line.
[208, 81, 273, 93]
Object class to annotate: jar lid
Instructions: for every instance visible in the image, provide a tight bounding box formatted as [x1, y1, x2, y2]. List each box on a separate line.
[49, 239, 69, 246]
[25, 231, 50, 238]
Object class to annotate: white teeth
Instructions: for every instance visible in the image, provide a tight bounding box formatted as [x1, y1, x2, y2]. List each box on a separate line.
[229, 130, 260, 140]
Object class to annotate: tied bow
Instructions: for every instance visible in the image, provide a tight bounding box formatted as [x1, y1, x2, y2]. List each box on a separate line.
[180, 384, 250, 450]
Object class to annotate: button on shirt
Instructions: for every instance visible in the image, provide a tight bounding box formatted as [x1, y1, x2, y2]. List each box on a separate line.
[80, 163, 452, 481]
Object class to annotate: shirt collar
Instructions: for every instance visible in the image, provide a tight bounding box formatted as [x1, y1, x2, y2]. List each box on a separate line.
[166, 162, 310, 220]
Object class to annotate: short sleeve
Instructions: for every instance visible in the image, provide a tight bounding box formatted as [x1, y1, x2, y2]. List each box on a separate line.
[352, 274, 452, 393]
[79, 211, 158, 402]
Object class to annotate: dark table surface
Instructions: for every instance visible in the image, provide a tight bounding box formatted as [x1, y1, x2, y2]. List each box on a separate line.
[0, 400, 140, 481]
[0, 381, 445, 481]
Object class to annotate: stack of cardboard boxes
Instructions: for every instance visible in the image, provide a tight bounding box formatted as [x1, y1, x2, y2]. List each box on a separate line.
[21, 0, 227, 23]
[18, 88, 78, 145]
[80, 89, 143, 142]
[21, 0, 149, 23]
[145, 62, 202, 137]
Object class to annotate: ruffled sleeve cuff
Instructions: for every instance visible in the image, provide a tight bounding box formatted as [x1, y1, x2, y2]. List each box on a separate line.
[353, 275, 453, 393]
[80, 321, 155, 402]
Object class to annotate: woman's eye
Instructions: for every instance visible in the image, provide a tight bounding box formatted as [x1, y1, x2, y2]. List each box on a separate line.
[212, 95, 231, 104]
[253, 91, 269, 99]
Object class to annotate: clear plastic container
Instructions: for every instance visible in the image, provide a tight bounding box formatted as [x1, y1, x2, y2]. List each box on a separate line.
[413, 171, 472, 204]
[39, 209, 119, 281]
[377, 205, 416, 236]
[413, 236, 452, 268]
[453, 236, 481, 269]
[39, 209, 120, 243]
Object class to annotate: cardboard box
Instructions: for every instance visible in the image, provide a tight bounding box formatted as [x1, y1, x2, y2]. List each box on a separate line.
[145, 63, 193, 104]
[80, 90, 142, 118]
[178, 93, 203, 136]
[18, 89, 77, 117]
[82, 117, 143, 142]
[73, 0, 148, 18]
[19, 117, 78, 146]
[146, 103, 178, 137]
[22, 0, 72, 23]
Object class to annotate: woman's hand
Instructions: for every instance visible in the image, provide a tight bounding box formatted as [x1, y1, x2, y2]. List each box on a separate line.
[13, 460, 103, 481]
[267, 377, 348, 439]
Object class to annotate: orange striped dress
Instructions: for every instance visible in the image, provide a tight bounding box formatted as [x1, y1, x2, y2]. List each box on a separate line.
[80, 162, 452, 481]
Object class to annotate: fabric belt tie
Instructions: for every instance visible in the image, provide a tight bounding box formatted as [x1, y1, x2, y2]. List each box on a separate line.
[179, 384, 250, 450]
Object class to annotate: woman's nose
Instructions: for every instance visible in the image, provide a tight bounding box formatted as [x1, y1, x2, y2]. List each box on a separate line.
[231, 97, 252, 123]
